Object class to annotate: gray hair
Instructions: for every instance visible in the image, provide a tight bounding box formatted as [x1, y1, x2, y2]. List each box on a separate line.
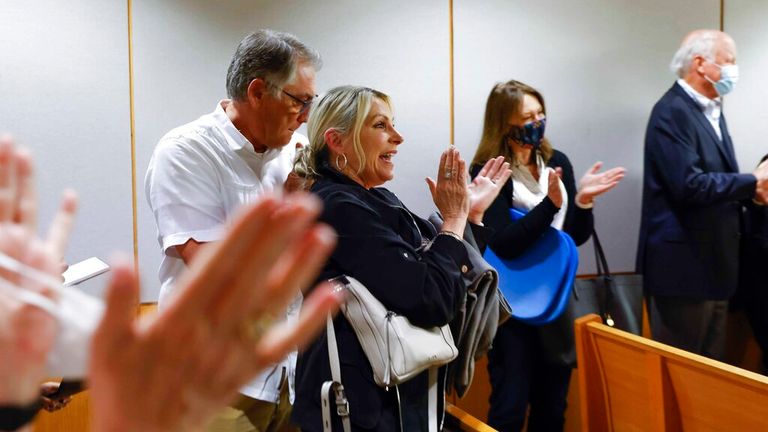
[669, 30, 719, 78]
[226, 29, 322, 101]
[294, 86, 391, 180]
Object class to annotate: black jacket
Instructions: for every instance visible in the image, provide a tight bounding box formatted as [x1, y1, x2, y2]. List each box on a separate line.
[293, 163, 472, 431]
[470, 149, 593, 258]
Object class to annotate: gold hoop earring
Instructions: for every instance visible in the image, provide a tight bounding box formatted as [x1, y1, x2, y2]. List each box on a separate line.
[335, 153, 348, 171]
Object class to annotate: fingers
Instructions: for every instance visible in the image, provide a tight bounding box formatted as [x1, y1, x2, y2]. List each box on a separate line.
[12, 236, 61, 299]
[13, 149, 37, 232]
[603, 166, 627, 180]
[95, 257, 138, 350]
[547, 168, 558, 184]
[755, 160, 768, 178]
[45, 189, 78, 260]
[484, 156, 505, 180]
[450, 148, 459, 180]
[173, 194, 326, 327]
[456, 155, 467, 184]
[495, 164, 513, 185]
[587, 161, 603, 174]
[245, 223, 336, 321]
[476, 158, 491, 178]
[554, 167, 563, 178]
[167, 196, 282, 315]
[40, 381, 61, 395]
[477, 156, 500, 179]
[252, 283, 343, 370]
[436, 149, 448, 181]
[0, 136, 18, 222]
[425, 177, 437, 200]
[215, 195, 327, 322]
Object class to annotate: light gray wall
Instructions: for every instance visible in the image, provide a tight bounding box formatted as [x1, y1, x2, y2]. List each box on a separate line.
[3, 1, 762, 302]
[133, 0, 450, 300]
[725, 0, 768, 171]
[453, 0, 720, 274]
[0, 0, 133, 296]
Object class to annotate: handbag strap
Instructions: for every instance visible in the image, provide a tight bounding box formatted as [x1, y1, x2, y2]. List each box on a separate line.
[384, 312, 394, 388]
[323, 314, 351, 432]
[591, 228, 619, 325]
[591, 229, 612, 277]
[428, 367, 438, 432]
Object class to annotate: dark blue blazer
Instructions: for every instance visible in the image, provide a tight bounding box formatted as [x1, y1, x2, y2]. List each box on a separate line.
[636, 82, 756, 300]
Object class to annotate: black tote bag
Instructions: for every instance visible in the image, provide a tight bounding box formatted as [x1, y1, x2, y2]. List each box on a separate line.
[540, 229, 643, 366]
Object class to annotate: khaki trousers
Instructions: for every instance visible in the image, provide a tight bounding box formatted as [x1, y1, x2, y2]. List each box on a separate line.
[205, 376, 297, 432]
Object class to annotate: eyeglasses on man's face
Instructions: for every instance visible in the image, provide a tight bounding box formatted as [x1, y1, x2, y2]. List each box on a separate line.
[268, 82, 316, 115]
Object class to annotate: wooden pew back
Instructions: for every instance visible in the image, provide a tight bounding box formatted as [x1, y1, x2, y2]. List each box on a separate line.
[576, 314, 768, 431]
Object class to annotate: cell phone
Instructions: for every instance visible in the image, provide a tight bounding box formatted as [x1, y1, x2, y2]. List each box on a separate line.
[62, 257, 110, 287]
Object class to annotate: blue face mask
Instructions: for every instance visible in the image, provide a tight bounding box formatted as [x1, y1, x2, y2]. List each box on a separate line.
[705, 63, 739, 96]
[507, 118, 546, 149]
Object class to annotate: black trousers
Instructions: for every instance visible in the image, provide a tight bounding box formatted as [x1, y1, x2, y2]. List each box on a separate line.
[487, 319, 571, 432]
[737, 237, 768, 373]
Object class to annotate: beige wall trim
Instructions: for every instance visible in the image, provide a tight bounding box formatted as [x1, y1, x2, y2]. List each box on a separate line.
[127, 0, 139, 274]
[449, 0, 455, 145]
[720, 0, 725, 30]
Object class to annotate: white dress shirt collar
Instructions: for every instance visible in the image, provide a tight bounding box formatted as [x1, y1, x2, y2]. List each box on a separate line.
[677, 79, 722, 139]
[213, 100, 283, 159]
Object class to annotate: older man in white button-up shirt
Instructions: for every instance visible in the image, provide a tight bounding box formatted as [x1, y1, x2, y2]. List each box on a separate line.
[145, 29, 322, 432]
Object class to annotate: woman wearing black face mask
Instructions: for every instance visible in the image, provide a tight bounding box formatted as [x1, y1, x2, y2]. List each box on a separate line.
[469, 80, 625, 431]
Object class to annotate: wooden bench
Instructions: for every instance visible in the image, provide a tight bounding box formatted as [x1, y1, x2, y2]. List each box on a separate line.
[575, 314, 768, 431]
[444, 403, 497, 431]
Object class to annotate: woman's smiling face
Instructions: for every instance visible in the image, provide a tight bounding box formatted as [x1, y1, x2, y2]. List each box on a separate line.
[344, 97, 404, 188]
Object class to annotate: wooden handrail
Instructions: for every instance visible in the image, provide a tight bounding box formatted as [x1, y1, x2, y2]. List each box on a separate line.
[445, 403, 497, 432]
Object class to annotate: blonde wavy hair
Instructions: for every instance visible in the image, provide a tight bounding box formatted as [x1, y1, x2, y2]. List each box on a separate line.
[471, 80, 553, 167]
[294, 85, 391, 181]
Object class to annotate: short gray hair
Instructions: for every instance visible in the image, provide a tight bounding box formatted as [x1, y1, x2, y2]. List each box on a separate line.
[226, 29, 322, 101]
[669, 30, 719, 78]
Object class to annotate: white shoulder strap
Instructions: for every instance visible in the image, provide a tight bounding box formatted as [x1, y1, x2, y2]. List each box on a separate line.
[428, 367, 438, 432]
[322, 314, 351, 432]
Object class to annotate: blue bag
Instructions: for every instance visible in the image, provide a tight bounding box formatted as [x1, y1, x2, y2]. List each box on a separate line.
[482, 208, 578, 324]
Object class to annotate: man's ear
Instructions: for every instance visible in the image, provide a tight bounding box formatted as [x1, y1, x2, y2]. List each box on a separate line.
[246, 78, 268, 106]
[324, 128, 344, 154]
[693, 55, 707, 74]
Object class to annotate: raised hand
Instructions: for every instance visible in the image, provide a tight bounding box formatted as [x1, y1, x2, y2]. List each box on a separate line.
[467, 156, 512, 224]
[547, 168, 564, 208]
[753, 159, 768, 204]
[40, 381, 73, 412]
[575, 161, 626, 206]
[426, 147, 470, 237]
[89, 193, 342, 432]
[0, 135, 77, 407]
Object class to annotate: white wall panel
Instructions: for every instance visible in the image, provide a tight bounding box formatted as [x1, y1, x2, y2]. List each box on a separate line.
[453, 0, 720, 273]
[133, 0, 450, 300]
[0, 0, 133, 296]
[0, 1, 735, 301]
[724, 0, 768, 172]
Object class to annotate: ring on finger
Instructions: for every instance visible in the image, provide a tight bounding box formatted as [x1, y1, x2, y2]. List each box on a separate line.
[444, 171, 453, 179]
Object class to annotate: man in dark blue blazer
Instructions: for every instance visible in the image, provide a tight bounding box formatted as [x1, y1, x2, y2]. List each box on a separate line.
[637, 29, 768, 360]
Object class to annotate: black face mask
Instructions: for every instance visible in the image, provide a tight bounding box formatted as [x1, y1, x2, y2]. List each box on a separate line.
[506, 118, 546, 149]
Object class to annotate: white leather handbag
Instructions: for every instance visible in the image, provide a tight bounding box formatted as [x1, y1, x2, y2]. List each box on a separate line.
[321, 275, 458, 432]
[331, 275, 458, 387]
